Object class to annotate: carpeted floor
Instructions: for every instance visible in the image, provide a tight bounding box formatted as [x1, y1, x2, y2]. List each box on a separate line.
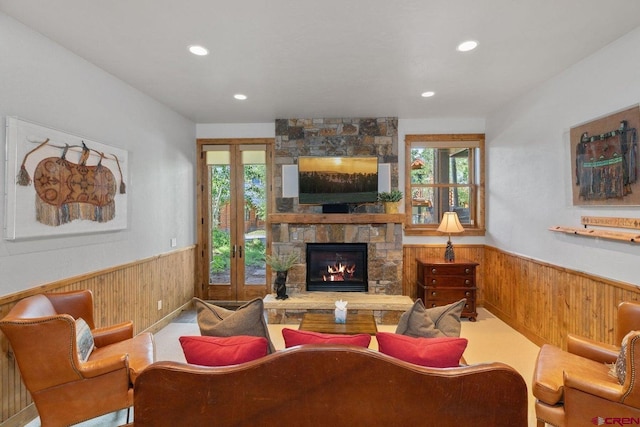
[26, 307, 540, 427]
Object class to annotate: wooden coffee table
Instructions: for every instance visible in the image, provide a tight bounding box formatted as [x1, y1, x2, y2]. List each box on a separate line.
[299, 312, 378, 335]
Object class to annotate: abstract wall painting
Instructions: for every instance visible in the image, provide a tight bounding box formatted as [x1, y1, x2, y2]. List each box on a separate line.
[4, 117, 128, 240]
[570, 105, 639, 206]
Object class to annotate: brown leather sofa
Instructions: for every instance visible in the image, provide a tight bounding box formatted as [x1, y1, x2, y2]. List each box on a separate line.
[129, 344, 528, 427]
[0, 290, 155, 427]
[533, 301, 640, 427]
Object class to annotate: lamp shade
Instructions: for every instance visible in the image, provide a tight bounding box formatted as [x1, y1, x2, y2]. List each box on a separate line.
[437, 212, 464, 234]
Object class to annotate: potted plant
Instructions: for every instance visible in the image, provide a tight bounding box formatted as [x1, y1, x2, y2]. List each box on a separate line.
[264, 252, 298, 300]
[377, 190, 403, 213]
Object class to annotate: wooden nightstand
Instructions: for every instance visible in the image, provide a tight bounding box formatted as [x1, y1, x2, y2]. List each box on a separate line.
[416, 258, 478, 321]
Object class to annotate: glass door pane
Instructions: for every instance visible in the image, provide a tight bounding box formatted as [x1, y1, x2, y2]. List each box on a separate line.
[207, 149, 232, 288]
[241, 149, 266, 286]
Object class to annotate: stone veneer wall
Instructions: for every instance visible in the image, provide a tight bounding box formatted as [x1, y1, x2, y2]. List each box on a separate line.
[271, 117, 403, 295]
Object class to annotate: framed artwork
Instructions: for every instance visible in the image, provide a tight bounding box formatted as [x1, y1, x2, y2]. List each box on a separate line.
[570, 105, 639, 206]
[3, 117, 128, 240]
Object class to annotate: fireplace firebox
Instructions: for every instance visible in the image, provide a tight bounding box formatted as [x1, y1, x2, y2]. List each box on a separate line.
[306, 243, 368, 292]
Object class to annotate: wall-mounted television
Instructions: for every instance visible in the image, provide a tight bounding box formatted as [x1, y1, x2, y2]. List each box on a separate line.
[298, 156, 378, 204]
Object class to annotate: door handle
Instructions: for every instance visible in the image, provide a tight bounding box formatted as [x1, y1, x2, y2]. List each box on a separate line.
[238, 246, 243, 258]
[232, 245, 236, 258]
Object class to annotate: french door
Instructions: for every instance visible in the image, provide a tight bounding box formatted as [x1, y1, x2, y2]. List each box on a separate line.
[197, 139, 272, 302]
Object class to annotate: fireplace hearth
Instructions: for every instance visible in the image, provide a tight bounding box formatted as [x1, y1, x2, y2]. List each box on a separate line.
[306, 243, 368, 292]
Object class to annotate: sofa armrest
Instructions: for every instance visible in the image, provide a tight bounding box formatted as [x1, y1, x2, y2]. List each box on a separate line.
[564, 333, 640, 409]
[567, 333, 619, 363]
[563, 370, 623, 402]
[92, 321, 134, 347]
[79, 353, 130, 379]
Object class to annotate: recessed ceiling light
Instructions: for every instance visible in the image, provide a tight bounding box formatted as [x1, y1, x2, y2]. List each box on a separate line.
[421, 91, 435, 98]
[457, 40, 478, 52]
[234, 94, 247, 100]
[188, 45, 209, 56]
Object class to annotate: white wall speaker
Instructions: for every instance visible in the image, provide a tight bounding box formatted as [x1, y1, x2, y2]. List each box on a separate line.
[282, 165, 299, 197]
[378, 163, 391, 193]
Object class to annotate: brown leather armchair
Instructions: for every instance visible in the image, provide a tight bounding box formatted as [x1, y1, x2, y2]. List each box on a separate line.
[565, 301, 640, 363]
[0, 290, 155, 427]
[533, 301, 640, 427]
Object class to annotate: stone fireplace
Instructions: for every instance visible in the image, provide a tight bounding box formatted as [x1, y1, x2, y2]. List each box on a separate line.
[270, 117, 402, 296]
[306, 243, 368, 292]
[269, 217, 403, 295]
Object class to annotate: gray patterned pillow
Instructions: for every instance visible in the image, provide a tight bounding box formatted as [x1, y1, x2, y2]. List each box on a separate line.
[396, 298, 466, 338]
[193, 297, 275, 353]
[75, 317, 94, 362]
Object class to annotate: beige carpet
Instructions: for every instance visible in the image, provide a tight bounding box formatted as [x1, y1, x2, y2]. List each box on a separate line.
[26, 307, 540, 427]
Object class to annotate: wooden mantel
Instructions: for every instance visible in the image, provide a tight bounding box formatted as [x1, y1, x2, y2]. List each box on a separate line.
[267, 213, 404, 225]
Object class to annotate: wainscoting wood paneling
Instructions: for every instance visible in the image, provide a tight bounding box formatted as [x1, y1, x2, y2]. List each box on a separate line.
[482, 245, 640, 349]
[0, 246, 196, 426]
[406, 244, 640, 351]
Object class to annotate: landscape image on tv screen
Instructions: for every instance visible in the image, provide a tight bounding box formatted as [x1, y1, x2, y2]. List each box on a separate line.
[298, 156, 378, 204]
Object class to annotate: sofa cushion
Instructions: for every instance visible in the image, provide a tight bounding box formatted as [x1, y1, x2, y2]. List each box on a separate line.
[395, 299, 466, 338]
[75, 317, 94, 362]
[193, 298, 275, 353]
[376, 332, 467, 368]
[179, 335, 269, 366]
[282, 328, 371, 348]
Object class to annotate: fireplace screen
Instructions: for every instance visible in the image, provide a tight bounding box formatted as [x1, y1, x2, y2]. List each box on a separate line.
[306, 243, 368, 292]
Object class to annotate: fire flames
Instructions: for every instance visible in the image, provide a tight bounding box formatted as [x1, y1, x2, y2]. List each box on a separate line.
[322, 263, 356, 281]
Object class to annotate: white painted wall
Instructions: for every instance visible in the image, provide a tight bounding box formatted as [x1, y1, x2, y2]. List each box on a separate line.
[196, 123, 275, 139]
[0, 13, 196, 295]
[486, 27, 640, 286]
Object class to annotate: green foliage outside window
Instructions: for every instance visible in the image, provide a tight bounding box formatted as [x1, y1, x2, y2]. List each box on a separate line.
[210, 228, 230, 273]
[209, 160, 267, 274]
[409, 146, 472, 225]
[210, 230, 266, 273]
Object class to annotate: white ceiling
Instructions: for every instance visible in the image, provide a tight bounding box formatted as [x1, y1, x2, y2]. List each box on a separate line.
[2, 0, 640, 124]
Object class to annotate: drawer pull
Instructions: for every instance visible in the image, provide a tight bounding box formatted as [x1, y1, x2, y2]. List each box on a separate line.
[431, 279, 437, 285]
[465, 268, 471, 274]
[430, 304, 437, 308]
[431, 291, 437, 296]
[465, 291, 471, 296]
[465, 280, 470, 285]
[431, 268, 437, 274]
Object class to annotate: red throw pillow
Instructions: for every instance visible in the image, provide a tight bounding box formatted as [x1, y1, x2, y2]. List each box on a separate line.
[282, 328, 371, 348]
[179, 335, 269, 366]
[376, 332, 467, 368]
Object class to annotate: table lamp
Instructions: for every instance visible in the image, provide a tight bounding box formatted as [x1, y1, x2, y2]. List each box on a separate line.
[437, 211, 464, 262]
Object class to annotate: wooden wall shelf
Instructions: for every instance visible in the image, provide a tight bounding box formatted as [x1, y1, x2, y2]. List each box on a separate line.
[549, 226, 640, 243]
[267, 213, 405, 225]
[549, 216, 640, 244]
